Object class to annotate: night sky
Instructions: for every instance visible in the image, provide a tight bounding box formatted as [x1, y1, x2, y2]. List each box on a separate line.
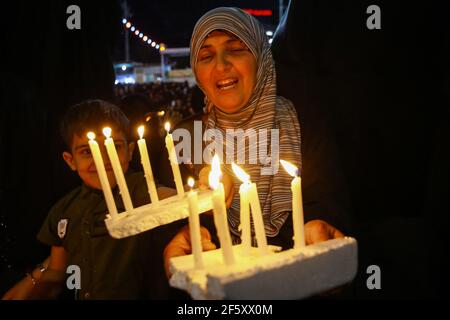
[113, 0, 280, 63]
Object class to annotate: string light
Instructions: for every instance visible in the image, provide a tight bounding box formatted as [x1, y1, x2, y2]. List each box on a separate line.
[122, 18, 166, 52]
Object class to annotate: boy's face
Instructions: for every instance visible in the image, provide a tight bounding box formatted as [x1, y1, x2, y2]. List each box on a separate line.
[62, 130, 134, 190]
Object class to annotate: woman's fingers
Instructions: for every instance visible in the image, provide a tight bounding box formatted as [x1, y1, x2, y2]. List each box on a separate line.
[164, 226, 216, 278]
[304, 220, 345, 245]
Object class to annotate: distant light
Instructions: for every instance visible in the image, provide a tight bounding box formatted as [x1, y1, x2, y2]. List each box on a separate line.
[139, 33, 143, 38]
[155, 44, 160, 49]
[268, 38, 273, 44]
[151, 42, 156, 47]
[114, 80, 119, 85]
[125, 22, 131, 28]
[243, 9, 273, 17]
[124, 77, 135, 84]
[130, 26, 135, 32]
[147, 39, 152, 44]
[159, 46, 166, 52]
[121, 65, 127, 71]
[266, 30, 273, 37]
[143, 36, 148, 41]
[122, 18, 127, 24]
[134, 30, 139, 35]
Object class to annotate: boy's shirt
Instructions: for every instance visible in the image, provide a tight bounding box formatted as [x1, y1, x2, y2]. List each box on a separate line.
[37, 171, 182, 299]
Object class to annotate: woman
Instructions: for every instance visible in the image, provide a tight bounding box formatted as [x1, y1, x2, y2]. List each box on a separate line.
[164, 7, 344, 273]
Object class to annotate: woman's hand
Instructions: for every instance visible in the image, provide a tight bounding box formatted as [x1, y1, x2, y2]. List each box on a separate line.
[198, 166, 236, 208]
[163, 225, 216, 279]
[304, 220, 345, 245]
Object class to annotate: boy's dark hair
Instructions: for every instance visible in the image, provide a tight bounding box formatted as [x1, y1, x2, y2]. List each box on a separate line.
[60, 99, 131, 150]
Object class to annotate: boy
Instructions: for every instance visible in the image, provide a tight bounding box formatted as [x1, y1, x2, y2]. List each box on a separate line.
[3, 100, 178, 299]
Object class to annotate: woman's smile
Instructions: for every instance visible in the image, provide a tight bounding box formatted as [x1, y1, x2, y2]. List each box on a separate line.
[216, 78, 238, 90]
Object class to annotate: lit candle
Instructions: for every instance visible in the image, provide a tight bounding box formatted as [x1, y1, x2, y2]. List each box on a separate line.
[232, 163, 268, 255]
[87, 132, 118, 218]
[187, 177, 204, 269]
[231, 163, 251, 254]
[209, 155, 235, 265]
[280, 160, 305, 248]
[103, 127, 134, 213]
[164, 122, 185, 197]
[137, 125, 159, 205]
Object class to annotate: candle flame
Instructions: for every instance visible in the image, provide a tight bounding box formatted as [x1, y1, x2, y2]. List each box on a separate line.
[209, 154, 221, 190]
[102, 127, 112, 139]
[158, 110, 165, 117]
[164, 122, 171, 132]
[137, 125, 145, 139]
[231, 162, 250, 184]
[87, 132, 96, 140]
[145, 115, 152, 122]
[280, 160, 299, 177]
[187, 177, 195, 189]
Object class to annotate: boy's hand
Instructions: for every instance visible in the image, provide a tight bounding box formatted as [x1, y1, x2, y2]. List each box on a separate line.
[199, 166, 235, 208]
[163, 225, 216, 279]
[2, 276, 36, 300]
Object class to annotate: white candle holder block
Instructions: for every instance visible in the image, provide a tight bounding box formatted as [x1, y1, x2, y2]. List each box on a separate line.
[169, 237, 358, 300]
[104, 189, 214, 239]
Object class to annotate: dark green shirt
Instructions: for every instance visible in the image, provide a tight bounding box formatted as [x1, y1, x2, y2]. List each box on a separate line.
[37, 171, 182, 300]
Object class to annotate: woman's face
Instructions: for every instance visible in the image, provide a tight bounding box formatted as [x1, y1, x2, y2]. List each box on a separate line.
[196, 31, 257, 114]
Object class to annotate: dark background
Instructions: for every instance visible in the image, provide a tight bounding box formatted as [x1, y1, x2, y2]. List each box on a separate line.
[1, 0, 449, 299]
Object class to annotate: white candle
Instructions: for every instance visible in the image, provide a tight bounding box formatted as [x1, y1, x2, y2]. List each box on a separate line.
[239, 182, 251, 254]
[137, 125, 159, 205]
[164, 122, 185, 197]
[280, 160, 305, 248]
[87, 132, 118, 218]
[232, 163, 268, 255]
[102, 127, 134, 213]
[210, 155, 235, 265]
[248, 183, 269, 255]
[187, 177, 203, 269]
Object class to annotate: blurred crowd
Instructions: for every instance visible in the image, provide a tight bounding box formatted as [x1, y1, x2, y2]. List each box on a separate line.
[114, 81, 204, 128]
[114, 81, 205, 186]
